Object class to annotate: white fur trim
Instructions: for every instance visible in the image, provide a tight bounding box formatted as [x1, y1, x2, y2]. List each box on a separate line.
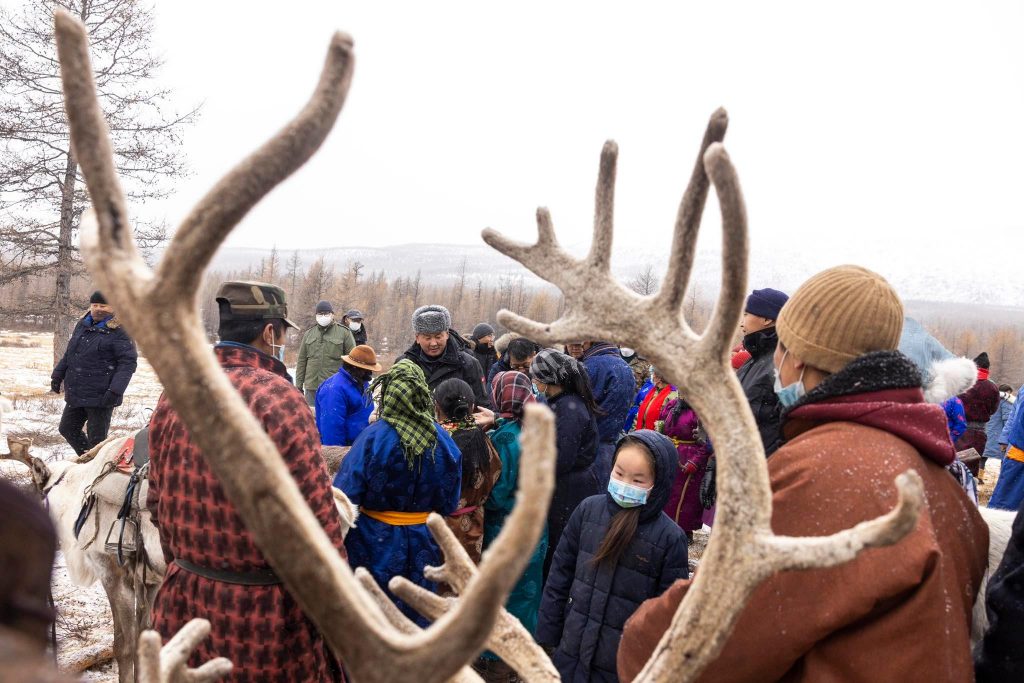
[924, 357, 977, 404]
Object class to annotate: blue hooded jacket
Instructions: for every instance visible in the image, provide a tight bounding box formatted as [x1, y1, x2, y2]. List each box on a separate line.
[582, 343, 636, 444]
[315, 367, 373, 447]
[537, 430, 689, 682]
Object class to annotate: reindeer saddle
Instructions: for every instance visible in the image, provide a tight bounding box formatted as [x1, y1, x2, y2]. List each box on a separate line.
[74, 428, 152, 565]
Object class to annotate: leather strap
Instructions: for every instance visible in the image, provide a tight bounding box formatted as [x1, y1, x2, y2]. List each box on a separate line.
[174, 558, 282, 586]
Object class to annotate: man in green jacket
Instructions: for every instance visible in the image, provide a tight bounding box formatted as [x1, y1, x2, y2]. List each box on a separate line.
[296, 300, 355, 406]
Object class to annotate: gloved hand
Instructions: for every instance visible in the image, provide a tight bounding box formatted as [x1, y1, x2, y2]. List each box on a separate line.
[51, 379, 61, 394]
[699, 455, 716, 509]
[101, 390, 120, 407]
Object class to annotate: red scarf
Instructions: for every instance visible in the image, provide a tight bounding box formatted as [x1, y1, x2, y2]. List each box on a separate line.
[978, 368, 990, 381]
[636, 385, 676, 431]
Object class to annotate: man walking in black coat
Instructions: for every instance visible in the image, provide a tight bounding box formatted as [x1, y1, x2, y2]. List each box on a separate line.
[51, 291, 138, 454]
[401, 304, 490, 409]
[736, 287, 788, 456]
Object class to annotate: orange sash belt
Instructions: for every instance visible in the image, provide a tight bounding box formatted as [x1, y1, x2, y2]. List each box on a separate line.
[361, 509, 430, 526]
[1007, 446, 1024, 464]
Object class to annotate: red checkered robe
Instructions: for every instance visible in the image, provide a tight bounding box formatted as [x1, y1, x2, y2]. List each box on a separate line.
[147, 344, 346, 682]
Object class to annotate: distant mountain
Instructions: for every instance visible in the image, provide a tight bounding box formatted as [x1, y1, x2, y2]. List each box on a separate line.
[210, 242, 1020, 308]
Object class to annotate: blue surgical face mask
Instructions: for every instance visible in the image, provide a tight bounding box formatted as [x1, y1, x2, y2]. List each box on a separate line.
[773, 350, 806, 408]
[607, 477, 652, 508]
[270, 328, 286, 363]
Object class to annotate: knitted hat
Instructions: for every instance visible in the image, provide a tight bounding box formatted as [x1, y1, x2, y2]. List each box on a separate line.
[472, 323, 495, 340]
[89, 291, 107, 305]
[974, 352, 990, 370]
[412, 305, 452, 335]
[744, 288, 789, 320]
[777, 265, 904, 374]
[315, 300, 334, 315]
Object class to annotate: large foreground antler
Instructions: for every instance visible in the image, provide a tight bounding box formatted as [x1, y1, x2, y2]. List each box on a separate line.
[482, 111, 925, 681]
[56, 12, 554, 683]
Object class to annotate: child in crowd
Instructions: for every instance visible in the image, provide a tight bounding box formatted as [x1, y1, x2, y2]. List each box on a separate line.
[434, 378, 502, 565]
[536, 430, 688, 682]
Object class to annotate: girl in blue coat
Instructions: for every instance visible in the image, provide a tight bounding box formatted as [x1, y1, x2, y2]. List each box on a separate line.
[537, 430, 688, 682]
[334, 360, 462, 626]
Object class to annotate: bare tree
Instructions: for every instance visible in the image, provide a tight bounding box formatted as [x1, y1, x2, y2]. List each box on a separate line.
[350, 259, 364, 285]
[0, 0, 197, 363]
[284, 249, 302, 300]
[628, 264, 659, 296]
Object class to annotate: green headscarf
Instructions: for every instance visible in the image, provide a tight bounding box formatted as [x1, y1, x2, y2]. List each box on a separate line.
[371, 359, 437, 467]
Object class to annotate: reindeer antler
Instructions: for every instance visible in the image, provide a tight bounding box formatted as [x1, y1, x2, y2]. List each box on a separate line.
[56, 11, 555, 683]
[390, 513, 560, 683]
[137, 619, 232, 683]
[483, 112, 926, 681]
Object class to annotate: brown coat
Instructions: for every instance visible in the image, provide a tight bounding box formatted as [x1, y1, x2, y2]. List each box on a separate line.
[618, 360, 989, 683]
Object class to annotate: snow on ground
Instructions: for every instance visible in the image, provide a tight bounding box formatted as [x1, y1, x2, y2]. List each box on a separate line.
[0, 329, 1011, 678]
[2, 330, 165, 681]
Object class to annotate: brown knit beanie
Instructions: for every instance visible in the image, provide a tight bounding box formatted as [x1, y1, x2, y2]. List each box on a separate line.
[776, 265, 904, 374]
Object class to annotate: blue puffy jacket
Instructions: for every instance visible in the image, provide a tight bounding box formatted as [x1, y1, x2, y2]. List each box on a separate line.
[315, 368, 373, 447]
[581, 343, 635, 444]
[51, 313, 137, 408]
[537, 430, 689, 682]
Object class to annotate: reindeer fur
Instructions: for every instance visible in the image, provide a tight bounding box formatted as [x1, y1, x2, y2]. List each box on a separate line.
[973, 505, 1017, 645]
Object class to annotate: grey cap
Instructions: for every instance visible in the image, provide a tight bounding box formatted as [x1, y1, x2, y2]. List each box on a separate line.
[412, 304, 452, 335]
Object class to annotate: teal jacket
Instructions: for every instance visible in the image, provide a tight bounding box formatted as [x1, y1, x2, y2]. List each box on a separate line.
[484, 419, 548, 636]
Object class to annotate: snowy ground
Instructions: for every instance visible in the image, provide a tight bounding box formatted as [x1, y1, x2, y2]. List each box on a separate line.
[0, 329, 1008, 678]
[1, 330, 164, 681]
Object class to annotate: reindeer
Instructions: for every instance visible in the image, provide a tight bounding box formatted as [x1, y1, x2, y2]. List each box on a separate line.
[54, 8, 927, 682]
[3, 434, 163, 682]
[1, 432, 358, 682]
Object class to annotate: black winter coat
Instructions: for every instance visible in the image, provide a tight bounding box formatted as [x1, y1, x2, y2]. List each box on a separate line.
[51, 313, 138, 408]
[975, 496, 1024, 681]
[469, 340, 498, 381]
[402, 336, 491, 409]
[736, 328, 782, 455]
[351, 323, 368, 346]
[537, 430, 688, 682]
[545, 392, 601, 574]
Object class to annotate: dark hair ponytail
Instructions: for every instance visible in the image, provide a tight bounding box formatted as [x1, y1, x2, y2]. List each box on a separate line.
[591, 436, 655, 568]
[434, 378, 491, 494]
[434, 378, 475, 421]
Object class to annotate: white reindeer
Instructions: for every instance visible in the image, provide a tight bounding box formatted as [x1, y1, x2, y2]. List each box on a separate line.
[2, 434, 357, 682]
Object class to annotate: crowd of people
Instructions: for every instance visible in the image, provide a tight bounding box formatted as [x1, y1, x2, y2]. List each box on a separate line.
[7, 265, 1024, 682]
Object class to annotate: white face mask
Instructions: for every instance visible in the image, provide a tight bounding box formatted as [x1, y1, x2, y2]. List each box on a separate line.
[348, 321, 362, 332]
[316, 314, 334, 327]
[620, 347, 635, 357]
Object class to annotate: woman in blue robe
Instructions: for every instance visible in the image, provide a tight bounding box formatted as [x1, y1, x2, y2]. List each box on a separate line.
[334, 359, 462, 625]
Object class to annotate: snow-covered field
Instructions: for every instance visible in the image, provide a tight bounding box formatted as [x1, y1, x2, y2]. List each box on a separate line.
[0, 329, 1007, 679]
[1, 330, 164, 681]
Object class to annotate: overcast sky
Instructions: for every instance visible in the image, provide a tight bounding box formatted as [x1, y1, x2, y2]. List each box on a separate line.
[138, 1, 1024, 283]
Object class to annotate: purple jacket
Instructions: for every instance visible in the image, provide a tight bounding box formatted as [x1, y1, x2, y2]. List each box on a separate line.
[658, 399, 713, 532]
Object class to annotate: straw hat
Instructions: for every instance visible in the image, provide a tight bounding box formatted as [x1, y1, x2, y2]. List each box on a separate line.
[342, 345, 383, 372]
